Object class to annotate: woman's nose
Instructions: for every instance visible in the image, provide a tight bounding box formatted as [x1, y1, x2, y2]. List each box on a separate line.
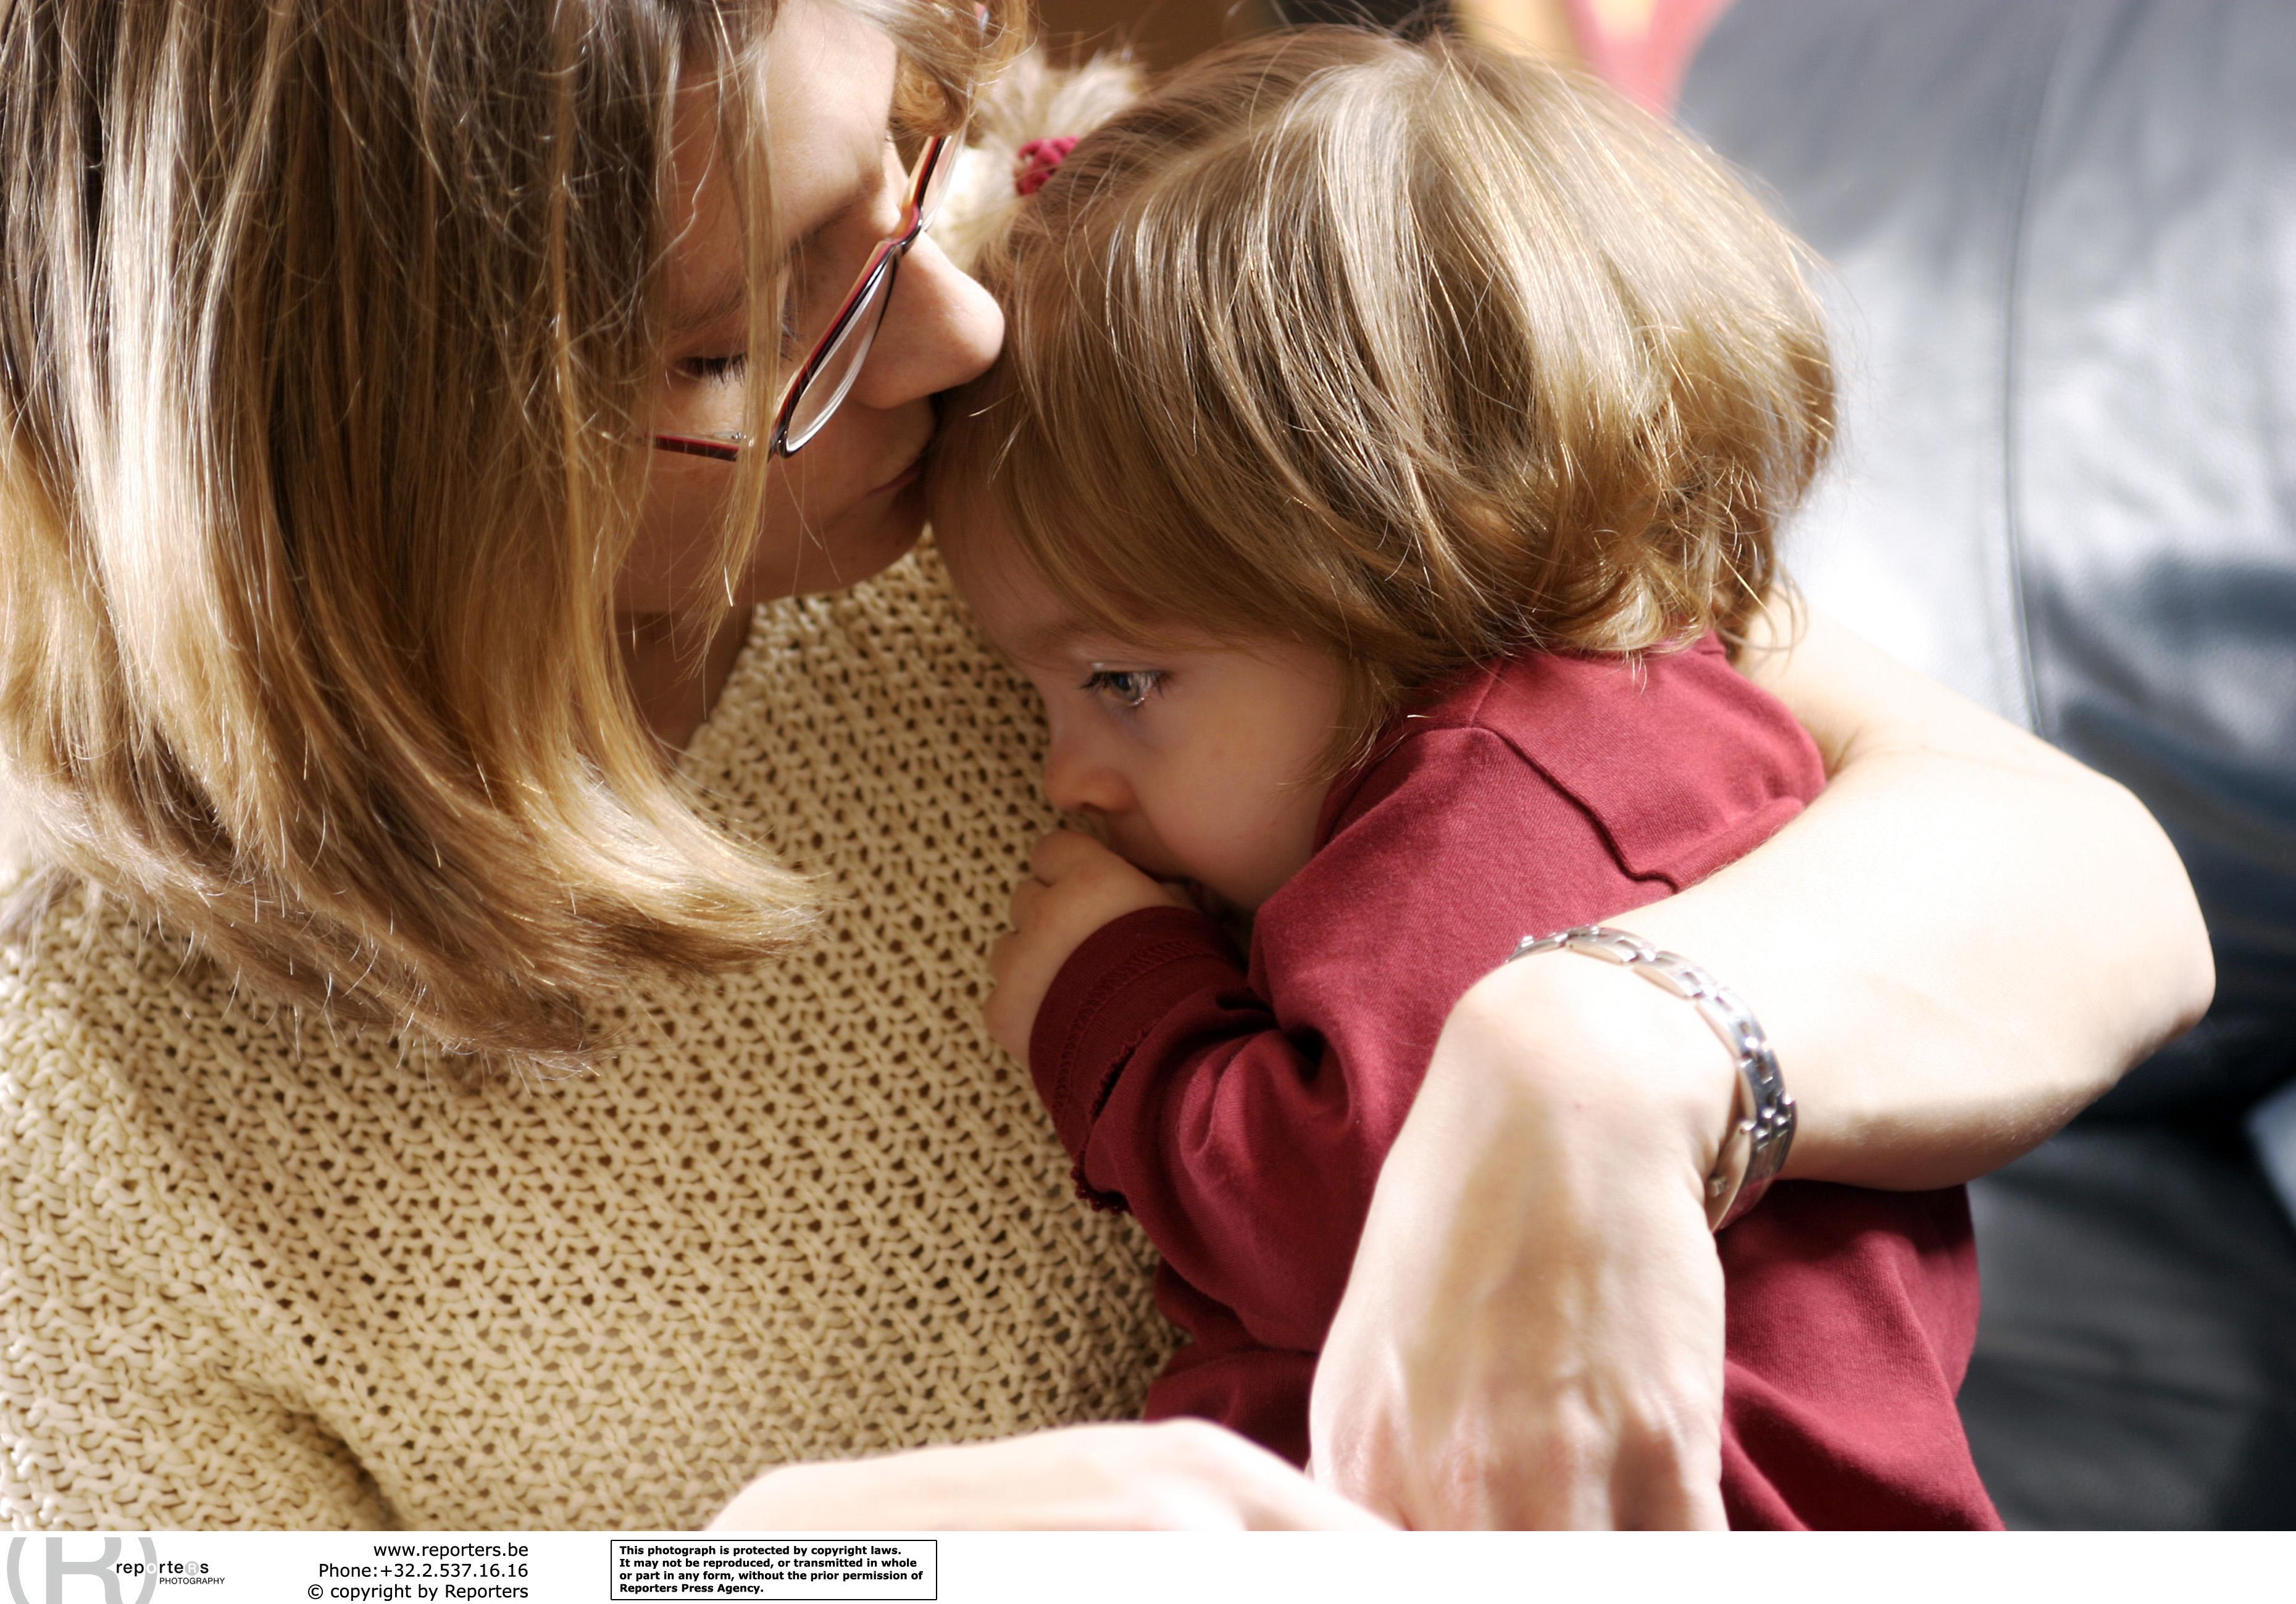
[1042, 734, 1132, 819]
[854, 235, 1004, 410]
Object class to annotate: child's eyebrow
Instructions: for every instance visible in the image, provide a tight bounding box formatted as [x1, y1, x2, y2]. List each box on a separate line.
[1005, 623, 1070, 664]
[1008, 619, 1118, 668]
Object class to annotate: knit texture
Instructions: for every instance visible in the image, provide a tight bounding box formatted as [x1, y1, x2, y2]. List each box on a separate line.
[0, 546, 1176, 1531]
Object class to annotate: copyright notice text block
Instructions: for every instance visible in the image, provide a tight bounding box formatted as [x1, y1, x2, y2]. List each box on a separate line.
[609, 1539, 937, 1602]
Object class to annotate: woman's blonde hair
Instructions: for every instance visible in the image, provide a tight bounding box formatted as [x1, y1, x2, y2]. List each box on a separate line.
[0, 0, 1017, 1071]
[937, 25, 1833, 771]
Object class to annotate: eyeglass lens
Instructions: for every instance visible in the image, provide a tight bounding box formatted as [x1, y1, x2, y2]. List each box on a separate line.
[775, 133, 966, 455]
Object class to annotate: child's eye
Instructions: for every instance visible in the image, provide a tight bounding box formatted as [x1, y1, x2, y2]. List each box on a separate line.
[1082, 667, 1164, 710]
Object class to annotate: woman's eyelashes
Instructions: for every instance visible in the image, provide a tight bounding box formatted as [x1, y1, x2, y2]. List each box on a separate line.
[676, 351, 748, 383]
[672, 307, 802, 385]
[1082, 667, 1165, 711]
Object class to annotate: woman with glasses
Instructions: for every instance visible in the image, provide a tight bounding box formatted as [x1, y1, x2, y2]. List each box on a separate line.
[0, 0, 2207, 1529]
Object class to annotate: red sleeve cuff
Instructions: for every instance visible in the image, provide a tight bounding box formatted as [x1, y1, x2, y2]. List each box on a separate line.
[1029, 904, 1245, 1162]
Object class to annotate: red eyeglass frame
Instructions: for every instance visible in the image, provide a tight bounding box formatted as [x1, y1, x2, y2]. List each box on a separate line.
[651, 124, 965, 464]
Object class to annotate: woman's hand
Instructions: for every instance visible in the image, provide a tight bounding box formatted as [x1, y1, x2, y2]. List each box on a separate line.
[708, 1421, 1391, 1531]
[1309, 956, 1739, 1529]
[983, 830, 1191, 1062]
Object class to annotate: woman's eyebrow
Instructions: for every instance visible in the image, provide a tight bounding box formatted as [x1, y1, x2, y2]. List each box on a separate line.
[670, 271, 749, 338]
[767, 112, 900, 291]
[770, 173, 871, 278]
[667, 166, 879, 340]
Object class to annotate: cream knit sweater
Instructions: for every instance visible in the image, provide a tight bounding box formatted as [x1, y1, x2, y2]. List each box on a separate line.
[0, 547, 1176, 1530]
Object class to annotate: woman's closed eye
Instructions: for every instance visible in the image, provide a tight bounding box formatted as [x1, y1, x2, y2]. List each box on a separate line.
[672, 306, 803, 385]
[1082, 667, 1164, 711]
[675, 351, 749, 384]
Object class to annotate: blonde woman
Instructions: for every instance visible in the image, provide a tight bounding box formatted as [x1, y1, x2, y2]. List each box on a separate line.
[0, 0, 2207, 1531]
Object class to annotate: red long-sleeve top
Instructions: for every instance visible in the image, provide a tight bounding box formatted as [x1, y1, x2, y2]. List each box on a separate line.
[1029, 637, 2000, 1529]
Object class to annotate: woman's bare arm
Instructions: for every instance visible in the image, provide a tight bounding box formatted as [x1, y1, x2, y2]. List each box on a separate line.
[1310, 606, 2213, 1527]
[1649, 605, 2213, 1183]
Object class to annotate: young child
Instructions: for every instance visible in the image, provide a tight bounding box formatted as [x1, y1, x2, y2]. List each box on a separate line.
[929, 27, 1997, 1529]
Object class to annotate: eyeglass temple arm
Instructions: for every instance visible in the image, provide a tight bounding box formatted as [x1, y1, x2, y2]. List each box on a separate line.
[652, 433, 746, 462]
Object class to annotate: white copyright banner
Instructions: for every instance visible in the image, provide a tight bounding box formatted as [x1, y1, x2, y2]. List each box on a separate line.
[1, 1528, 2253, 1604]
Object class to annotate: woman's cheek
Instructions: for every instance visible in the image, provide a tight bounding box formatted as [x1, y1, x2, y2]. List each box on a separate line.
[624, 469, 737, 612]
[768, 437, 937, 598]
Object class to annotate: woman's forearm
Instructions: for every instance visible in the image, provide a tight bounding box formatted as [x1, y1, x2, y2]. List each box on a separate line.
[1630, 608, 2214, 1186]
[1313, 606, 2211, 1527]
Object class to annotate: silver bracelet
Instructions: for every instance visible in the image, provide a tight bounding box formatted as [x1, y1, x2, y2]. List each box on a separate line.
[1506, 925, 1793, 1232]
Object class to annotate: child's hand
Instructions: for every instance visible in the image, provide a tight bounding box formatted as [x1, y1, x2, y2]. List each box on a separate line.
[985, 830, 1193, 1064]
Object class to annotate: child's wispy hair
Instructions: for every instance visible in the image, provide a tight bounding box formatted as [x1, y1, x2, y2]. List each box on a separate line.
[933, 25, 1833, 772]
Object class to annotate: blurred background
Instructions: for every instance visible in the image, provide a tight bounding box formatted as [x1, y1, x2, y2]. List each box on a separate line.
[1032, 1, 1719, 111]
[1009, 0, 2296, 1535]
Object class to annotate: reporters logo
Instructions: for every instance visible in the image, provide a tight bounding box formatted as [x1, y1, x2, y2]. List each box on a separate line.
[5, 1537, 159, 1604]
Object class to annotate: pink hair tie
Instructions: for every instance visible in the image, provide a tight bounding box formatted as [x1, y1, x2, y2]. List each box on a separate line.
[1014, 136, 1078, 197]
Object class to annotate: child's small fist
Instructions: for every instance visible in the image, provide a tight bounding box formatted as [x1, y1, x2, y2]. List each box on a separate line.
[984, 830, 1193, 1065]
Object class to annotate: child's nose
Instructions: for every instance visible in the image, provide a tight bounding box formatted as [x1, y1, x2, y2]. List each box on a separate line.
[1042, 738, 1132, 819]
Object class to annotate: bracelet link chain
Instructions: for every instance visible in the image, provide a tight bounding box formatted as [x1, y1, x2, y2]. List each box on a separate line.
[1508, 925, 1794, 1232]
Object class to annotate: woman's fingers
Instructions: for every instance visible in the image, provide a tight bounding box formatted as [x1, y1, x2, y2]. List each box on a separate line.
[1311, 959, 1735, 1529]
[1611, 1413, 1729, 1531]
[1132, 1420, 1392, 1531]
[1314, 1200, 1727, 1529]
[708, 1421, 1390, 1531]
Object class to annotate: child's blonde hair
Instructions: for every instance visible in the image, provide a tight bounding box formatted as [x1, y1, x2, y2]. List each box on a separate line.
[935, 25, 1833, 769]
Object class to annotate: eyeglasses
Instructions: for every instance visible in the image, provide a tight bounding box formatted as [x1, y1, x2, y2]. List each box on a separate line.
[651, 122, 968, 464]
